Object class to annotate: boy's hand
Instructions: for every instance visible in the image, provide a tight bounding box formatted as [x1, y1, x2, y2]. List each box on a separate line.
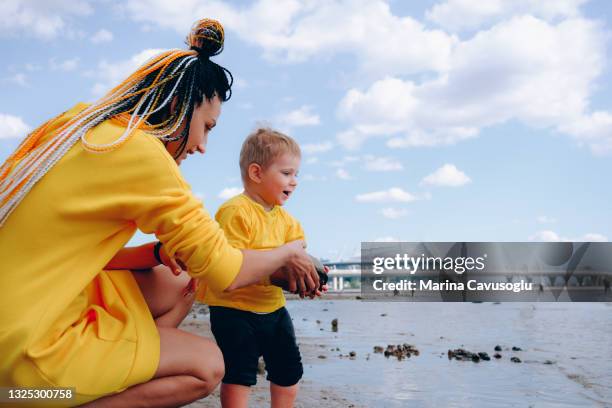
[159, 244, 184, 276]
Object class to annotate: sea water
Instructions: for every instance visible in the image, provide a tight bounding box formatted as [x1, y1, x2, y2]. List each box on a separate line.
[287, 300, 612, 407]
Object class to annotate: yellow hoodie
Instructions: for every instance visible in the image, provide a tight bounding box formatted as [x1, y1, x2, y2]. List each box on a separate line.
[0, 104, 243, 405]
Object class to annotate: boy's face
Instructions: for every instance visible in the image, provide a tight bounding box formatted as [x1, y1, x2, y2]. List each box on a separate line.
[258, 153, 301, 206]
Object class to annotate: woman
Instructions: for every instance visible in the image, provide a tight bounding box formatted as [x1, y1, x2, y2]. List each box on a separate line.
[0, 19, 319, 407]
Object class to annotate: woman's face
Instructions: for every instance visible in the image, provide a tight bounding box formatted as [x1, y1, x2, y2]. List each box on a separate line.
[166, 95, 221, 165]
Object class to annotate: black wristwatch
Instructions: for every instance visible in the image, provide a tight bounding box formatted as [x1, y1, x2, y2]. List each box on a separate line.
[153, 241, 163, 264]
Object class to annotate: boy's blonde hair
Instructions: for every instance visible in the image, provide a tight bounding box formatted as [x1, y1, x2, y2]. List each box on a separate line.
[240, 128, 301, 181]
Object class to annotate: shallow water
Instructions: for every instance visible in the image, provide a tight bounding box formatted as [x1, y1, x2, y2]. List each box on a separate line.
[287, 301, 612, 407]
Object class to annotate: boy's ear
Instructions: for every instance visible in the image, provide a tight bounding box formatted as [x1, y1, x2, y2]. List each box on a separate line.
[247, 163, 263, 183]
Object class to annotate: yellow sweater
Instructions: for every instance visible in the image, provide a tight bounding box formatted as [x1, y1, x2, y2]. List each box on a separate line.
[196, 194, 305, 313]
[0, 104, 243, 406]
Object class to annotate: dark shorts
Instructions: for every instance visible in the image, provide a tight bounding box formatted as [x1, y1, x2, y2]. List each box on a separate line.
[209, 306, 303, 387]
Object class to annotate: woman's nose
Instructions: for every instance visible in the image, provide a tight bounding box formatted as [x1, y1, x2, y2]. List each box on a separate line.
[196, 144, 206, 154]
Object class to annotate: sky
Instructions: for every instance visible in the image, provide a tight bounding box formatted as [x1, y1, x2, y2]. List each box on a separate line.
[1, 0, 611, 261]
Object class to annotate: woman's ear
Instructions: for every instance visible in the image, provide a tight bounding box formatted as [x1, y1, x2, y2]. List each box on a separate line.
[248, 163, 263, 183]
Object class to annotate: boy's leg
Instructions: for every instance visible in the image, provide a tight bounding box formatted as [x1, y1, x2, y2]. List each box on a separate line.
[221, 383, 251, 408]
[260, 307, 303, 407]
[270, 382, 299, 408]
[210, 307, 261, 408]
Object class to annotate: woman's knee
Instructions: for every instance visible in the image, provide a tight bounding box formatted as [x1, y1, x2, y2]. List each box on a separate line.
[190, 374, 221, 400]
[192, 338, 225, 388]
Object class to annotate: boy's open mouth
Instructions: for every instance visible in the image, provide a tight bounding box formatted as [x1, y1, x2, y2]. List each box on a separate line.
[283, 190, 291, 198]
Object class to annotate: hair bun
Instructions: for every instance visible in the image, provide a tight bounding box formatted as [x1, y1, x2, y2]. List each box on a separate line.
[187, 18, 225, 58]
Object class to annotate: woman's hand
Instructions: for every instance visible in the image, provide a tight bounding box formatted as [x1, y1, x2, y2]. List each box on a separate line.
[270, 266, 328, 298]
[283, 240, 319, 298]
[159, 244, 184, 276]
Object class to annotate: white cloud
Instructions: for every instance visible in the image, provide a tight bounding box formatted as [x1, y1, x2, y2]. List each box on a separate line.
[89, 48, 166, 96]
[336, 15, 611, 153]
[558, 111, 612, 155]
[50, 57, 79, 71]
[381, 207, 408, 219]
[22, 0, 606, 154]
[25, 63, 41, 72]
[336, 168, 351, 180]
[330, 154, 404, 172]
[537, 215, 557, 224]
[329, 156, 359, 167]
[426, 0, 586, 32]
[0, 0, 93, 39]
[529, 230, 608, 242]
[0, 113, 30, 139]
[232, 76, 248, 89]
[302, 174, 327, 182]
[421, 164, 471, 187]
[218, 187, 243, 200]
[529, 230, 562, 242]
[277, 105, 320, 128]
[363, 155, 403, 172]
[330, 154, 405, 171]
[581, 233, 608, 242]
[121, 0, 455, 75]
[355, 187, 418, 203]
[373, 236, 399, 242]
[336, 129, 371, 150]
[91, 28, 113, 44]
[386, 127, 479, 149]
[4, 73, 28, 86]
[302, 141, 333, 154]
[305, 156, 319, 164]
[336, 75, 481, 149]
[338, 77, 418, 134]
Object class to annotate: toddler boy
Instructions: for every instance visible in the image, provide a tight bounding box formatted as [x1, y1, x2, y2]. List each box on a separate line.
[197, 128, 308, 407]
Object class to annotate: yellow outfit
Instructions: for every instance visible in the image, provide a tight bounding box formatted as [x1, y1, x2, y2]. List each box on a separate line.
[0, 104, 243, 406]
[196, 194, 304, 313]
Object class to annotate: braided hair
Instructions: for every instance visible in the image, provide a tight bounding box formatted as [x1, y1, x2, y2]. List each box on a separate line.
[0, 19, 233, 226]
